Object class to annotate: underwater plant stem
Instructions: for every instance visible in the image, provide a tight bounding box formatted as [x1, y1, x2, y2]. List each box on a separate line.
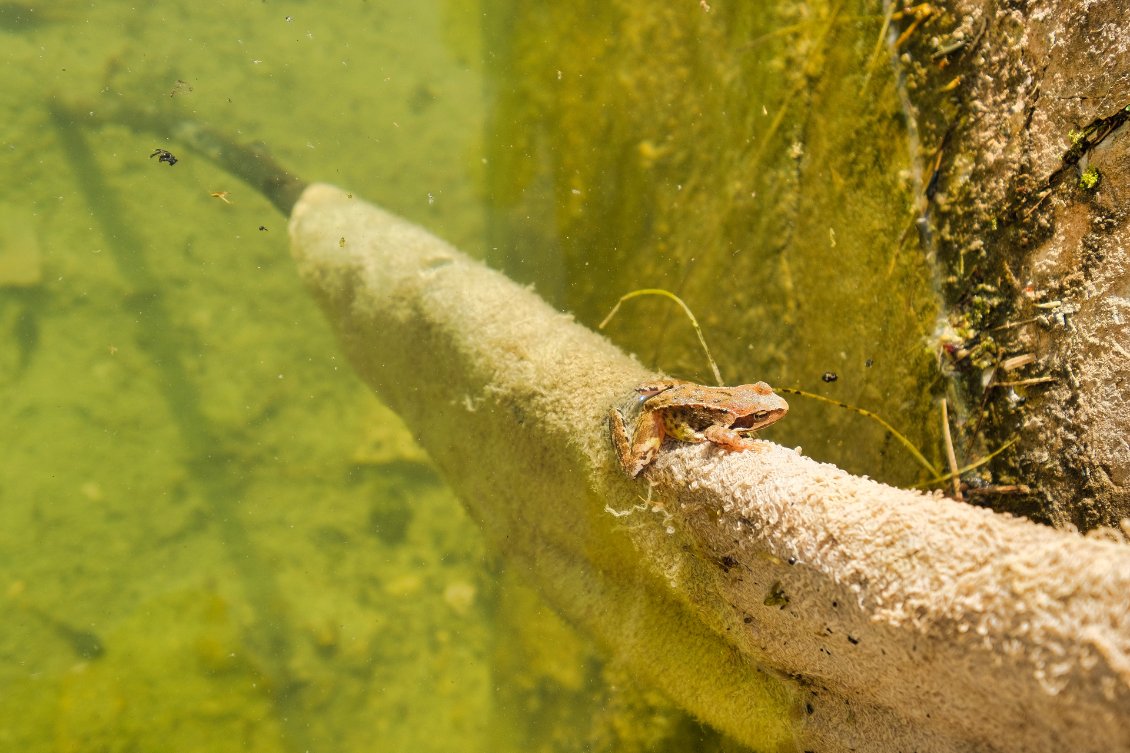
[940, 398, 963, 500]
[778, 386, 940, 476]
[915, 437, 1019, 489]
[600, 288, 724, 386]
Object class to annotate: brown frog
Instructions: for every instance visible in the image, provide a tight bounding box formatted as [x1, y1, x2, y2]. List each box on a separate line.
[609, 379, 788, 477]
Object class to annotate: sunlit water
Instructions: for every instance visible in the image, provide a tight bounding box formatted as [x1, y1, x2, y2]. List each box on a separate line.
[0, 3, 505, 751]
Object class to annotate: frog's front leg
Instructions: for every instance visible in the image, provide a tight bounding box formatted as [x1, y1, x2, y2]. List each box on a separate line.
[703, 424, 760, 452]
[609, 407, 665, 477]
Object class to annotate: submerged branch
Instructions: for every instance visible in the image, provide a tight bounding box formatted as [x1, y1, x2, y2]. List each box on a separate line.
[289, 183, 1130, 753]
[58, 96, 1129, 752]
[48, 96, 307, 216]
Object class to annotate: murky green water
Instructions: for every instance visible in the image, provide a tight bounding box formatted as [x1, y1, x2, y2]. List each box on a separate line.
[0, 3, 498, 751]
[1, 2, 942, 752]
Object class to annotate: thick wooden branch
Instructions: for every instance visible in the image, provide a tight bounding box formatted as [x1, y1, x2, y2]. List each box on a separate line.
[289, 183, 1130, 753]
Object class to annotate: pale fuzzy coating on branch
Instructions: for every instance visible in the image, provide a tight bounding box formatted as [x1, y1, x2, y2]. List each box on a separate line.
[648, 441, 1130, 753]
[289, 184, 1130, 753]
[289, 184, 802, 751]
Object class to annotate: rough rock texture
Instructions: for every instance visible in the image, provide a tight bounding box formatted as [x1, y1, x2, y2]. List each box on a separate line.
[903, 0, 1130, 527]
[289, 183, 1130, 753]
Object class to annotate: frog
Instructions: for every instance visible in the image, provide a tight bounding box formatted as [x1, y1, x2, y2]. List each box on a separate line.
[608, 379, 788, 477]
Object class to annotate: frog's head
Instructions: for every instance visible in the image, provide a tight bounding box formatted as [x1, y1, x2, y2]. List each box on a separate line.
[731, 382, 788, 432]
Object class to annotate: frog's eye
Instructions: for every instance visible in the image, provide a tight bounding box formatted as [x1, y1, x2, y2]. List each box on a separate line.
[735, 411, 771, 428]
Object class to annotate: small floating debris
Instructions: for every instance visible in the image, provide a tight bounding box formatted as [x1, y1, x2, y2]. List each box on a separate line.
[149, 148, 178, 166]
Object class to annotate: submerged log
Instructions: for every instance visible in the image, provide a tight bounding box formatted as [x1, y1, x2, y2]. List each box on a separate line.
[288, 182, 1130, 753]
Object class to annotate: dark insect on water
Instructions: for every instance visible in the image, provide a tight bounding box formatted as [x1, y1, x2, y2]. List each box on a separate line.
[150, 148, 178, 166]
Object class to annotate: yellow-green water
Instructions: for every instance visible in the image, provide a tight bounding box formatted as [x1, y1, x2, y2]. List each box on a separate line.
[0, 2, 498, 751]
[1, 2, 943, 751]
[480, 1, 942, 488]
